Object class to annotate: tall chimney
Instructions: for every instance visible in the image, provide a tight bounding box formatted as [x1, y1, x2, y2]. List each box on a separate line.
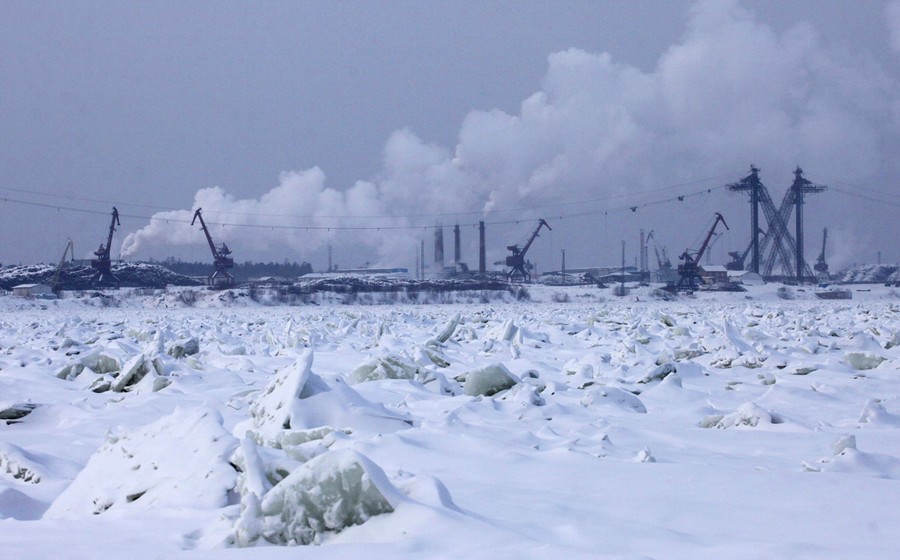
[479, 221, 486, 273]
[561, 249, 566, 284]
[640, 229, 646, 272]
[454, 224, 461, 265]
[434, 223, 444, 269]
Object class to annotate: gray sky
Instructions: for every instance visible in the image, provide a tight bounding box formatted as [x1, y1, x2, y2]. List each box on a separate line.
[2, 0, 899, 273]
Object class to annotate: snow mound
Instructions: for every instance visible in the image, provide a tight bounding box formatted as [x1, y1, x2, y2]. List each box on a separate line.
[701, 402, 783, 429]
[0, 442, 47, 483]
[832, 264, 900, 284]
[0, 487, 46, 520]
[234, 449, 399, 546]
[44, 407, 238, 518]
[858, 399, 900, 426]
[806, 434, 900, 479]
[0, 441, 80, 487]
[580, 386, 647, 413]
[241, 350, 412, 447]
[0, 262, 198, 291]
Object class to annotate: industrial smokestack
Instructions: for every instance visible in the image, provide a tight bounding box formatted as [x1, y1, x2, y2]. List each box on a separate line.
[640, 229, 646, 273]
[561, 249, 566, 285]
[479, 221, 486, 273]
[434, 223, 444, 270]
[454, 224, 461, 265]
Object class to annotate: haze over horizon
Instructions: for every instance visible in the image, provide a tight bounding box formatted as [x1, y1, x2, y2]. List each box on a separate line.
[2, 0, 899, 273]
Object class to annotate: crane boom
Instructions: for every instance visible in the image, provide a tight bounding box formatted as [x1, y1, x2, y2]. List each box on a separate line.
[192, 208, 220, 259]
[106, 207, 120, 257]
[695, 212, 728, 264]
[523, 218, 550, 255]
[52, 238, 74, 292]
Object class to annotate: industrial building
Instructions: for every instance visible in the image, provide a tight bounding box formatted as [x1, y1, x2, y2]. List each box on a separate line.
[12, 283, 55, 299]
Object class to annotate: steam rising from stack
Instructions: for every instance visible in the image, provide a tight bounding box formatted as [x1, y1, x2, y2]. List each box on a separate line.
[121, 0, 900, 268]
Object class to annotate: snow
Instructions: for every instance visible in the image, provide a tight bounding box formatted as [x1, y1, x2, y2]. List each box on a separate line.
[1, 283, 900, 558]
[0, 262, 198, 291]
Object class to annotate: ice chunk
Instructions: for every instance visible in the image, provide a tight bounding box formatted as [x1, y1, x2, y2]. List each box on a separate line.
[494, 319, 518, 342]
[724, 320, 756, 355]
[414, 345, 450, 368]
[844, 352, 886, 370]
[832, 434, 856, 455]
[435, 312, 460, 343]
[700, 402, 780, 429]
[79, 351, 120, 374]
[637, 362, 676, 384]
[242, 450, 399, 546]
[346, 353, 420, 384]
[0, 402, 37, 423]
[243, 350, 411, 446]
[110, 354, 149, 392]
[167, 337, 199, 358]
[55, 362, 85, 380]
[462, 363, 519, 396]
[634, 447, 656, 463]
[244, 350, 328, 444]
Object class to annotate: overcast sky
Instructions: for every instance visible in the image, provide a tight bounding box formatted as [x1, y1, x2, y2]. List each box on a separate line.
[2, 0, 899, 274]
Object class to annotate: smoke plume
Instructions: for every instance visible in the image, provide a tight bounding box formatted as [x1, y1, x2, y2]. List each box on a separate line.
[888, 0, 900, 53]
[121, 0, 900, 267]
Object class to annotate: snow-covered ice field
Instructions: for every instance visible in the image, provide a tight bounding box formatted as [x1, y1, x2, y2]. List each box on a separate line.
[2, 284, 899, 559]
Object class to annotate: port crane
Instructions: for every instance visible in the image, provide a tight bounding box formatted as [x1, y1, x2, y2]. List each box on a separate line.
[192, 208, 235, 289]
[670, 212, 728, 292]
[506, 219, 550, 283]
[91, 207, 120, 287]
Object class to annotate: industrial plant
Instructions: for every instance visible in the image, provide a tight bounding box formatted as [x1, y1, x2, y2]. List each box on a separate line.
[1, 166, 894, 299]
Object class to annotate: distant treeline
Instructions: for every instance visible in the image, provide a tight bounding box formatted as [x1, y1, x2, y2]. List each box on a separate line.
[146, 258, 313, 281]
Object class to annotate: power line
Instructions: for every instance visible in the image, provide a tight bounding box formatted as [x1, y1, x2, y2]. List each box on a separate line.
[829, 186, 900, 208]
[806, 174, 900, 201]
[0, 185, 173, 212]
[0, 173, 732, 222]
[0, 181, 734, 232]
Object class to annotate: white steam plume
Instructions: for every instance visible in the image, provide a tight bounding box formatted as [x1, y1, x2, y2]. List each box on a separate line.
[888, 0, 900, 53]
[121, 0, 900, 266]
